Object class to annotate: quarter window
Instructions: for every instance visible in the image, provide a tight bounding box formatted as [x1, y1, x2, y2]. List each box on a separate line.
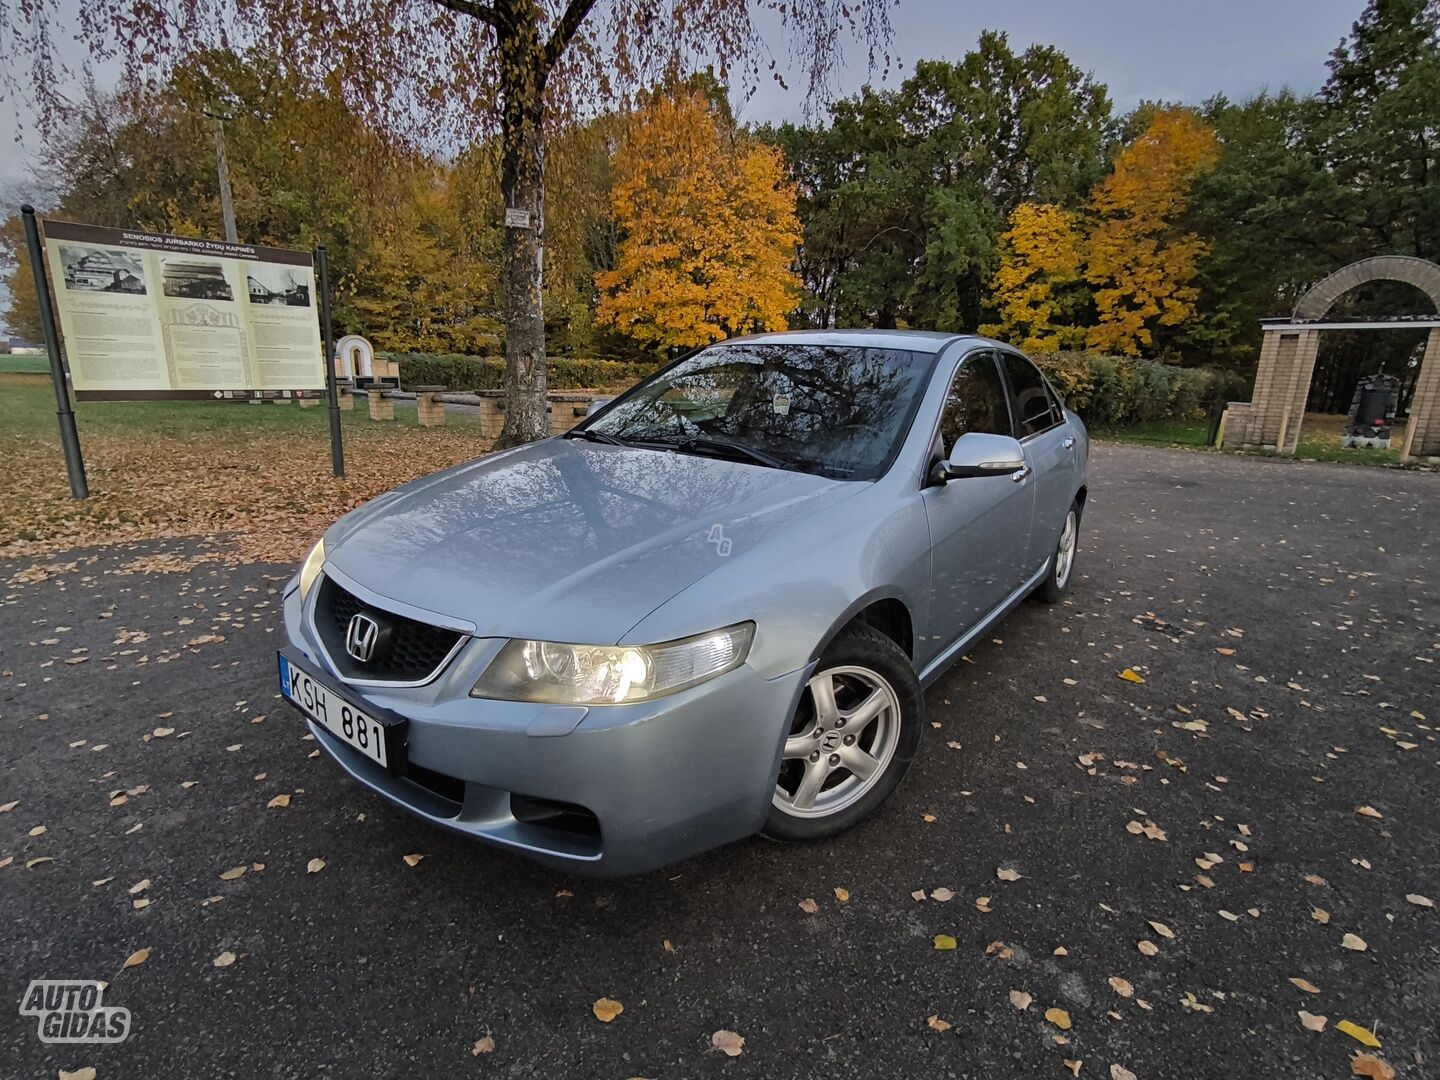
[938, 353, 1011, 455]
[1000, 352, 1062, 438]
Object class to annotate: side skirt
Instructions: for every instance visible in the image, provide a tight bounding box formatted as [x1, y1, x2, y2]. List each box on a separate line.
[917, 559, 1052, 689]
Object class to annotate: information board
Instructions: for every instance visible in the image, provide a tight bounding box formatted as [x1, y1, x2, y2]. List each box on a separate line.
[42, 220, 326, 401]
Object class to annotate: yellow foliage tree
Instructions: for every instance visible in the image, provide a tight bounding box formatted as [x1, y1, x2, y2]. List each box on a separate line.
[596, 91, 802, 351]
[1084, 108, 1220, 356]
[980, 202, 1088, 352]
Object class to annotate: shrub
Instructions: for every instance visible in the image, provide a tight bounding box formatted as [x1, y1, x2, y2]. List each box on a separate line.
[387, 352, 658, 392]
[1030, 351, 1248, 428]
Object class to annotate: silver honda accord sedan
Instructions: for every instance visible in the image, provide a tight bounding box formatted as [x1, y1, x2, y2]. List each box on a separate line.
[278, 331, 1088, 875]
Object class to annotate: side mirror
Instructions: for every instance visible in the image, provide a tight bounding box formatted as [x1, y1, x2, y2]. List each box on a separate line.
[931, 432, 1026, 484]
[585, 398, 613, 417]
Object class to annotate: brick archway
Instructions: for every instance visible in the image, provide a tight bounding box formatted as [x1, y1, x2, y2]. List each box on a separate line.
[1222, 256, 1440, 461]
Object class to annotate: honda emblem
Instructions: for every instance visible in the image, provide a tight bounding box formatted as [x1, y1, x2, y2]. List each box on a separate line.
[345, 613, 381, 663]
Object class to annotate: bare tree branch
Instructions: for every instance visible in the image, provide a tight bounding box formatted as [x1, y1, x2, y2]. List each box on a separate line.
[542, 0, 598, 74]
[428, 0, 501, 30]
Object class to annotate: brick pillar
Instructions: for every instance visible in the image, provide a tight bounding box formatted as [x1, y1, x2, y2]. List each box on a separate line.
[416, 391, 446, 427]
[297, 398, 319, 409]
[473, 393, 502, 441]
[1402, 327, 1440, 460]
[1278, 330, 1321, 454]
[337, 392, 354, 412]
[367, 388, 395, 421]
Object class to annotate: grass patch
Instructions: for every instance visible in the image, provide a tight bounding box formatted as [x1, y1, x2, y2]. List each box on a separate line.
[0, 354, 51, 374]
[1094, 419, 1212, 447]
[0, 375, 492, 563]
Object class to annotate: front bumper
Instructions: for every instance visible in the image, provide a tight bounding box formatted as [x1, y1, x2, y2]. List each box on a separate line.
[282, 580, 808, 876]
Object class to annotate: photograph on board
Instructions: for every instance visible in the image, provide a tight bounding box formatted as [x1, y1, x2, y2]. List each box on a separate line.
[58, 244, 147, 294]
[245, 264, 312, 307]
[160, 256, 235, 301]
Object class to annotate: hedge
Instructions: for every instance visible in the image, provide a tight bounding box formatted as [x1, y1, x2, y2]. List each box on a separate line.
[390, 348, 1247, 428]
[1031, 352, 1249, 428]
[388, 352, 658, 392]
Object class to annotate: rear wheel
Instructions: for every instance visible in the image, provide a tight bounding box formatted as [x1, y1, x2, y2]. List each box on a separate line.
[1036, 501, 1080, 604]
[764, 623, 921, 841]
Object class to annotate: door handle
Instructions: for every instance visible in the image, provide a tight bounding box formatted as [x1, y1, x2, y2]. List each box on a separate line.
[1011, 465, 1032, 484]
[1062, 435, 1077, 450]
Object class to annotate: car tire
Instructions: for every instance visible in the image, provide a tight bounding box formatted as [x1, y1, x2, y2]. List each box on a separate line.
[763, 622, 922, 842]
[1036, 500, 1081, 604]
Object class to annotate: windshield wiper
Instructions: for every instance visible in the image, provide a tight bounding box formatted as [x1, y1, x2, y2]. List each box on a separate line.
[661, 435, 797, 472]
[563, 428, 629, 447]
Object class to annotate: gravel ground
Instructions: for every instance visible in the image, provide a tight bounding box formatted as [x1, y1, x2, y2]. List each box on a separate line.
[1, 442, 1436, 1080]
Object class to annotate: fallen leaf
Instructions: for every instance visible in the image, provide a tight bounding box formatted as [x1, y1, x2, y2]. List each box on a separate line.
[472, 1036, 496, 1055]
[909, 889, 926, 902]
[1009, 989, 1032, 1010]
[933, 934, 957, 951]
[1406, 893, 1433, 908]
[1147, 920, 1175, 940]
[28, 824, 46, 837]
[799, 897, 819, 914]
[996, 867, 1022, 882]
[0, 800, 16, 812]
[1137, 940, 1158, 956]
[219, 866, 247, 881]
[1304, 873, 1327, 887]
[711, 1029, 744, 1056]
[976, 896, 992, 913]
[123, 947, 151, 969]
[1350, 1051, 1395, 1079]
[1110, 1065, 1137, 1080]
[131, 899, 150, 910]
[1336, 1019, 1381, 1047]
[1109, 976, 1134, 998]
[1341, 933, 1367, 952]
[1312, 907, 1331, 925]
[1118, 668, 1145, 684]
[1045, 1007, 1072, 1030]
[58, 1070, 97, 1080]
[128, 879, 151, 896]
[1064, 1061, 1082, 1078]
[306, 858, 326, 874]
[402, 854, 424, 867]
[1289, 978, 1320, 994]
[213, 950, 236, 968]
[592, 997, 623, 1023]
[1219, 910, 1239, 922]
[1299, 1010, 1328, 1032]
[266, 794, 291, 809]
[1355, 805, 1383, 819]
[930, 887, 955, 902]
[927, 1014, 952, 1032]
[834, 886, 850, 902]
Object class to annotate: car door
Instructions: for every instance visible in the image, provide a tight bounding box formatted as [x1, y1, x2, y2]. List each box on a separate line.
[921, 350, 1035, 648]
[997, 350, 1075, 573]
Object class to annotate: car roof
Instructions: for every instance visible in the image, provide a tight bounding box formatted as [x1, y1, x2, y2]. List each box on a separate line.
[727, 329, 990, 355]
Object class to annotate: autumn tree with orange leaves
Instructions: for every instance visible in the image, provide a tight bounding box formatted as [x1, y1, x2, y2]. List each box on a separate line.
[980, 202, 1088, 352]
[596, 91, 803, 351]
[1084, 108, 1221, 356]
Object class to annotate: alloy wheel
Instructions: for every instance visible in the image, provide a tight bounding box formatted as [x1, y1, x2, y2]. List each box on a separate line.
[1055, 510, 1078, 589]
[773, 665, 902, 818]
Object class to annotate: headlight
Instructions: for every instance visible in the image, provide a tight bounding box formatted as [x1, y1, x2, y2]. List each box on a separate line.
[471, 623, 754, 705]
[298, 538, 325, 600]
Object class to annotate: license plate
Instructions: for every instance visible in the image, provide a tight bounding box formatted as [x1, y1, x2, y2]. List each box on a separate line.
[278, 653, 399, 768]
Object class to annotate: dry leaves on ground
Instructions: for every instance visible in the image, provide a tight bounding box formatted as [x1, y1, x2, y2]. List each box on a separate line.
[927, 1015, 952, 1032]
[1336, 1020, 1381, 1047]
[1299, 1010, 1328, 1032]
[122, 947, 151, 969]
[592, 997, 624, 1023]
[472, 1036, 496, 1055]
[1350, 1052, 1396, 1079]
[306, 858, 326, 874]
[213, 951, 236, 968]
[1008, 990, 1032, 1010]
[711, 1030, 745, 1056]
[798, 897, 819, 914]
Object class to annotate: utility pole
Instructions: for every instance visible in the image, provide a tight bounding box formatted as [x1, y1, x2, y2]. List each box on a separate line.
[211, 115, 238, 244]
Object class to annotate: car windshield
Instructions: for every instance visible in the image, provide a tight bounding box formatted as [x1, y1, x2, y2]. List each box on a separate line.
[582, 343, 937, 481]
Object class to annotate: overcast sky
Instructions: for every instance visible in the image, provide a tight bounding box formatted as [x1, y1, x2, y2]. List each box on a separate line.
[2, 0, 1367, 191]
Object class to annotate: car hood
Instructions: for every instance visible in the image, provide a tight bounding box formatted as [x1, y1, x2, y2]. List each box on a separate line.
[325, 438, 864, 642]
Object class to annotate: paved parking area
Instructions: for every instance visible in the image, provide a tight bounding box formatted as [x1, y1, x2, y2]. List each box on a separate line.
[2, 443, 1436, 1079]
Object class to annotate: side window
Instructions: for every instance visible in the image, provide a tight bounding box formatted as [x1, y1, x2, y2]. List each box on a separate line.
[1000, 352, 1060, 438]
[939, 352, 1011, 455]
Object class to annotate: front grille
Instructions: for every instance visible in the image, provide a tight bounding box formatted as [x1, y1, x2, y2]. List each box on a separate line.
[315, 576, 465, 683]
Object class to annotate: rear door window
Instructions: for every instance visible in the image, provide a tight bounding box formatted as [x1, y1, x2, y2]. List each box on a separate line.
[938, 352, 1012, 455]
[1000, 352, 1062, 438]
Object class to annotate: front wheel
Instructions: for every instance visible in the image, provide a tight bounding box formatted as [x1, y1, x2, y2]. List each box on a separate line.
[1036, 501, 1080, 604]
[763, 622, 921, 842]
